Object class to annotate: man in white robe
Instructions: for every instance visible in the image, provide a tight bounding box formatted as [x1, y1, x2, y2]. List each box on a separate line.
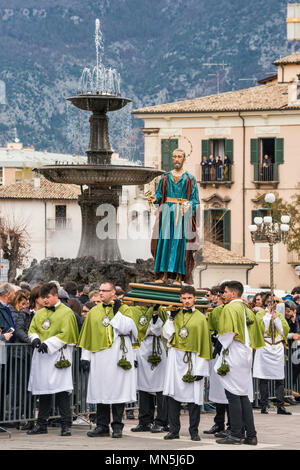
[77, 281, 138, 438]
[253, 293, 291, 415]
[131, 305, 168, 433]
[162, 286, 211, 441]
[214, 281, 265, 446]
[27, 282, 79, 436]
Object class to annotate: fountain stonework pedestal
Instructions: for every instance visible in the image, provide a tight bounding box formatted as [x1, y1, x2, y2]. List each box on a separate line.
[37, 93, 164, 262]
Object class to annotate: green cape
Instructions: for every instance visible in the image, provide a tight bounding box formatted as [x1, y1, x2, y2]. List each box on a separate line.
[77, 303, 135, 352]
[207, 304, 224, 332]
[217, 300, 265, 349]
[166, 309, 212, 359]
[130, 305, 168, 344]
[255, 310, 290, 344]
[28, 302, 79, 344]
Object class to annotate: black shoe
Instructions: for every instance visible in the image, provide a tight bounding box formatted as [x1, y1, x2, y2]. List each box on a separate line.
[87, 426, 110, 437]
[216, 435, 242, 445]
[20, 422, 34, 431]
[61, 426, 72, 436]
[261, 406, 269, 414]
[112, 430, 123, 438]
[243, 436, 258, 445]
[131, 424, 151, 432]
[277, 406, 292, 415]
[126, 410, 135, 419]
[150, 423, 166, 433]
[203, 424, 224, 434]
[164, 432, 179, 440]
[191, 434, 201, 441]
[27, 424, 48, 435]
[215, 429, 230, 438]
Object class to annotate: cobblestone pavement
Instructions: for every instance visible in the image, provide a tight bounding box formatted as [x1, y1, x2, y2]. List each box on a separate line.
[0, 403, 299, 451]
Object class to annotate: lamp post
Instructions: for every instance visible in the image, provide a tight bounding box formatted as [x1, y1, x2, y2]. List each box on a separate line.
[249, 193, 290, 343]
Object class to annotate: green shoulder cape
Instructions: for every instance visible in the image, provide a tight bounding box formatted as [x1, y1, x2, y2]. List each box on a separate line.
[167, 309, 212, 359]
[77, 303, 134, 352]
[207, 304, 224, 332]
[255, 310, 290, 344]
[217, 300, 265, 349]
[28, 302, 79, 344]
[130, 305, 167, 345]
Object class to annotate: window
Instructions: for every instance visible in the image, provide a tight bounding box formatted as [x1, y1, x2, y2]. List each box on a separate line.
[201, 139, 233, 182]
[55, 205, 67, 230]
[251, 138, 284, 182]
[204, 208, 231, 250]
[161, 138, 178, 172]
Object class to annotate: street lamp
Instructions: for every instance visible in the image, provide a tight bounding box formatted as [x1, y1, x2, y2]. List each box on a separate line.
[249, 193, 290, 343]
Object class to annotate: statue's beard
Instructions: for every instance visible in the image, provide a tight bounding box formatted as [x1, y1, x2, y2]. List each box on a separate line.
[173, 163, 183, 169]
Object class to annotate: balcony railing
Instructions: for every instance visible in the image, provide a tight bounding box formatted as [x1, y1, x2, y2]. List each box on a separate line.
[200, 163, 232, 186]
[46, 218, 72, 231]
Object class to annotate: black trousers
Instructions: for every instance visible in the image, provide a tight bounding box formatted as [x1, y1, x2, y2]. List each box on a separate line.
[259, 379, 284, 408]
[214, 403, 230, 429]
[167, 397, 200, 437]
[96, 403, 125, 432]
[224, 389, 256, 440]
[138, 390, 168, 426]
[37, 392, 72, 428]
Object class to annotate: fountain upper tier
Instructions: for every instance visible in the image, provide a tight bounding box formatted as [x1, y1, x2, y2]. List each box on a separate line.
[68, 94, 131, 113]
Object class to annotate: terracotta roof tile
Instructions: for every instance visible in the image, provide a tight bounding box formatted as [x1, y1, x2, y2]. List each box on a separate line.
[273, 52, 300, 65]
[134, 82, 297, 114]
[199, 241, 256, 265]
[0, 176, 80, 200]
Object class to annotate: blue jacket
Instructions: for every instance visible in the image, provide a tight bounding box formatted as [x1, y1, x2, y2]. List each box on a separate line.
[0, 302, 16, 343]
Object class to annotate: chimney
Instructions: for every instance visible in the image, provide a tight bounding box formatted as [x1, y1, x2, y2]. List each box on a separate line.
[288, 74, 300, 105]
[33, 176, 41, 189]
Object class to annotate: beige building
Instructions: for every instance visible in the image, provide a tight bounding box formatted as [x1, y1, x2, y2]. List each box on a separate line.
[134, 52, 300, 291]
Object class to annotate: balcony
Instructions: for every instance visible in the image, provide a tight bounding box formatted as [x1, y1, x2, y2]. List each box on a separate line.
[253, 163, 279, 189]
[46, 218, 72, 231]
[287, 250, 300, 265]
[199, 164, 233, 188]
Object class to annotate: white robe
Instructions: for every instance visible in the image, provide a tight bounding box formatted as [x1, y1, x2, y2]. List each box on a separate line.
[81, 311, 138, 404]
[214, 299, 254, 397]
[209, 355, 228, 404]
[162, 319, 210, 406]
[136, 317, 167, 393]
[28, 334, 74, 395]
[253, 312, 285, 380]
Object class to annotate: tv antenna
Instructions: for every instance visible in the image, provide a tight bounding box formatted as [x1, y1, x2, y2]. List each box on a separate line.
[203, 62, 228, 94]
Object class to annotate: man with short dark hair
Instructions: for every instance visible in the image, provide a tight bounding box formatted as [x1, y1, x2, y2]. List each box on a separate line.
[77, 281, 138, 438]
[214, 281, 265, 445]
[27, 282, 79, 437]
[162, 285, 211, 441]
[64, 281, 78, 299]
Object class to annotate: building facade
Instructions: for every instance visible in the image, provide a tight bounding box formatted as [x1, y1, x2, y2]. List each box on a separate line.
[134, 53, 300, 291]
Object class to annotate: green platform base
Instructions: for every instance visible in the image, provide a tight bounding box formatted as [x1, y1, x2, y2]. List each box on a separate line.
[124, 283, 209, 310]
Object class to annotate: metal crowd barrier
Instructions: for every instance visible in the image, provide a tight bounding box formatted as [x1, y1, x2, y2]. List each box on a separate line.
[0, 342, 299, 424]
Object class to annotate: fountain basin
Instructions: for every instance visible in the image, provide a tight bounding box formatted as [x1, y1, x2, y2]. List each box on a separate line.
[36, 165, 164, 186]
[68, 95, 131, 112]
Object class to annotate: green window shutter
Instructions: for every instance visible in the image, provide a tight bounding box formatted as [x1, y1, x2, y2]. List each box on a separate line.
[201, 139, 211, 158]
[250, 138, 260, 180]
[224, 139, 234, 163]
[161, 138, 178, 171]
[223, 209, 231, 251]
[275, 138, 284, 164]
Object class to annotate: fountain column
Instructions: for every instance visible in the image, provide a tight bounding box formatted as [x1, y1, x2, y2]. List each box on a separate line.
[87, 111, 112, 165]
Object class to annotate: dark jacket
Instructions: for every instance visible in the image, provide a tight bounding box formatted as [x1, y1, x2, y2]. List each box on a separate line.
[0, 302, 16, 343]
[14, 308, 35, 344]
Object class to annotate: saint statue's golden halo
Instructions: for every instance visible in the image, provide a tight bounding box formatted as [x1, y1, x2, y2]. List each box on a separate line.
[165, 135, 193, 158]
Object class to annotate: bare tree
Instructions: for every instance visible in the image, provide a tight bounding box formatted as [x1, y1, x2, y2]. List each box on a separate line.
[0, 217, 30, 283]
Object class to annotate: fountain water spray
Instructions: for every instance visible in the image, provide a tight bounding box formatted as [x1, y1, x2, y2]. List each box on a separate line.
[79, 18, 121, 96]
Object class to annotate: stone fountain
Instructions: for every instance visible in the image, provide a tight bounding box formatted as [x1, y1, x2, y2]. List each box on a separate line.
[36, 19, 164, 262]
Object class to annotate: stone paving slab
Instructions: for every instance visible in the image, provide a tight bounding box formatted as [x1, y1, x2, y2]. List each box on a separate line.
[0, 405, 299, 451]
